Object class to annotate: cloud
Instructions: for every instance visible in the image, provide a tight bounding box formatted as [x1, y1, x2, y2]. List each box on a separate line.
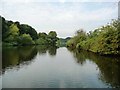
[1, 0, 119, 3]
[0, 1, 118, 37]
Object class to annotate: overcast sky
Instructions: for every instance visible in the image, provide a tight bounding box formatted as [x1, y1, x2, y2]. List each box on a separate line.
[0, 0, 119, 38]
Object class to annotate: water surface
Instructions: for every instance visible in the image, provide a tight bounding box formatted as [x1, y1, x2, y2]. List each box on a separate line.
[1, 46, 120, 88]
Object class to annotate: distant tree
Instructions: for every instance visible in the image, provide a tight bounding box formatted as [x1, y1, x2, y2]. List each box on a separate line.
[38, 32, 47, 39]
[9, 24, 19, 36]
[35, 38, 48, 45]
[67, 29, 87, 48]
[18, 24, 38, 40]
[15, 21, 20, 27]
[48, 31, 58, 45]
[4, 24, 19, 45]
[48, 31, 57, 38]
[75, 29, 85, 35]
[2, 16, 59, 46]
[67, 19, 120, 55]
[2, 17, 9, 41]
[17, 34, 35, 46]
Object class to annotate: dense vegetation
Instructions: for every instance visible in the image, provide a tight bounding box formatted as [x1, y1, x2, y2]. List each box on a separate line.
[67, 19, 120, 55]
[56, 37, 71, 47]
[2, 16, 120, 55]
[2, 16, 58, 46]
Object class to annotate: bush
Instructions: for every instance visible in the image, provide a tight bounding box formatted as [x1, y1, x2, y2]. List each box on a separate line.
[67, 19, 120, 55]
[35, 38, 48, 45]
[17, 34, 35, 46]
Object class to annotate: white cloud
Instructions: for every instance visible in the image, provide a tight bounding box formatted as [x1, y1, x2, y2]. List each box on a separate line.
[0, 1, 118, 37]
[1, 0, 119, 3]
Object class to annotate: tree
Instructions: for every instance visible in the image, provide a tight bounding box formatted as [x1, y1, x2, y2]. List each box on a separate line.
[38, 32, 47, 39]
[35, 38, 48, 45]
[17, 34, 35, 46]
[4, 24, 19, 45]
[2, 16, 59, 46]
[2, 17, 9, 41]
[48, 31, 57, 38]
[66, 29, 86, 48]
[18, 24, 38, 40]
[67, 19, 120, 55]
[9, 24, 19, 36]
[48, 31, 58, 45]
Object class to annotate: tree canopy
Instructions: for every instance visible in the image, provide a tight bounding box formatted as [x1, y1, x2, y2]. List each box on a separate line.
[2, 16, 59, 46]
[67, 19, 120, 55]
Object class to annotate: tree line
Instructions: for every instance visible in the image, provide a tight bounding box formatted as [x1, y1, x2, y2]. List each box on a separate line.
[2, 16, 120, 55]
[67, 19, 120, 55]
[2, 16, 58, 46]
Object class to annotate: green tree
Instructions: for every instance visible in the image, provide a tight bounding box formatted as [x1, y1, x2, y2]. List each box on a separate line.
[48, 31, 58, 45]
[2, 16, 59, 46]
[67, 19, 120, 55]
[18, 24, 38, 40]
[4, 24, 19, 45]
[38, 32, 48, 40]
[17, 34, 35, 46]
[67, 29, 86, 48]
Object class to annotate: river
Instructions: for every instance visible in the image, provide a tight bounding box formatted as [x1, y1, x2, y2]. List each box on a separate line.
[1, 46, 120, 88]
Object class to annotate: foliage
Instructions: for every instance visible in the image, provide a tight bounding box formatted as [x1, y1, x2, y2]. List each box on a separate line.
[2, 16, 59, 46]
[66, 29, 87, 49]
[67, 19, 120, 55]
[48, 31, 57, 38]
[35, 38, 48, 45]
[48, 31, 58, 45]
[56, 37, 71, 47]
[35, 31, 58, 45]
[18, 24, 38, 40]
[17, 34, 35, 46]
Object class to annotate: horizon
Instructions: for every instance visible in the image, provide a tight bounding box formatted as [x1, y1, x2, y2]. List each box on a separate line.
[0, 0, 119, 38]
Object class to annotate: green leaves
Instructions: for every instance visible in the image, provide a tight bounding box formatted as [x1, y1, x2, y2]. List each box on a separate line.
[2, 17, 60, 47]
[9, 24, 19, 36]
[2, 17, 38, 46]
[18, 24, 38, 40]
[35, 38, 48, 45]
[17, 34, 35, 46]
[48, 31, 57, 38]
[36, 31, 58, 45]
[67, 19, 120, 55]
[66, 29, 86, 49]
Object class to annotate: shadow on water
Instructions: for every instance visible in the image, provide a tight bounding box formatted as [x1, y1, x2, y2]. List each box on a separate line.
[36, 45, 57, 56]
[67, 48, 120, 88]
[2, 45, 57, 74]
[1, 46, 120, 88]
[2, 46, 37, 74]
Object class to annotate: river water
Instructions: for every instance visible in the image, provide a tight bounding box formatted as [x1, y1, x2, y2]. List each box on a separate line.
[1, 46, 120, 88]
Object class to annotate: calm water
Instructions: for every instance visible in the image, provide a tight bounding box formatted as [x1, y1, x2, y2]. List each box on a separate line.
[1, 46, 120, 88]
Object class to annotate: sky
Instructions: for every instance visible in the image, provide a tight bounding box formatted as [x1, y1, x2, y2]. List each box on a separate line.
[0, 0, 119, 38]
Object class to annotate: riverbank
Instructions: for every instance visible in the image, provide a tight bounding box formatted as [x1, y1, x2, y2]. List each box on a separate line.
[66, 19, 120, 56]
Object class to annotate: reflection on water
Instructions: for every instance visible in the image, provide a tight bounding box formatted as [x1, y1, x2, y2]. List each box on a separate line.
[2, 46, 37, 73]
[1, 46, 120, 88]
[2, 46, 57, 73]
[68, 48, 120, 88]
[36, 45, 57, 56]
